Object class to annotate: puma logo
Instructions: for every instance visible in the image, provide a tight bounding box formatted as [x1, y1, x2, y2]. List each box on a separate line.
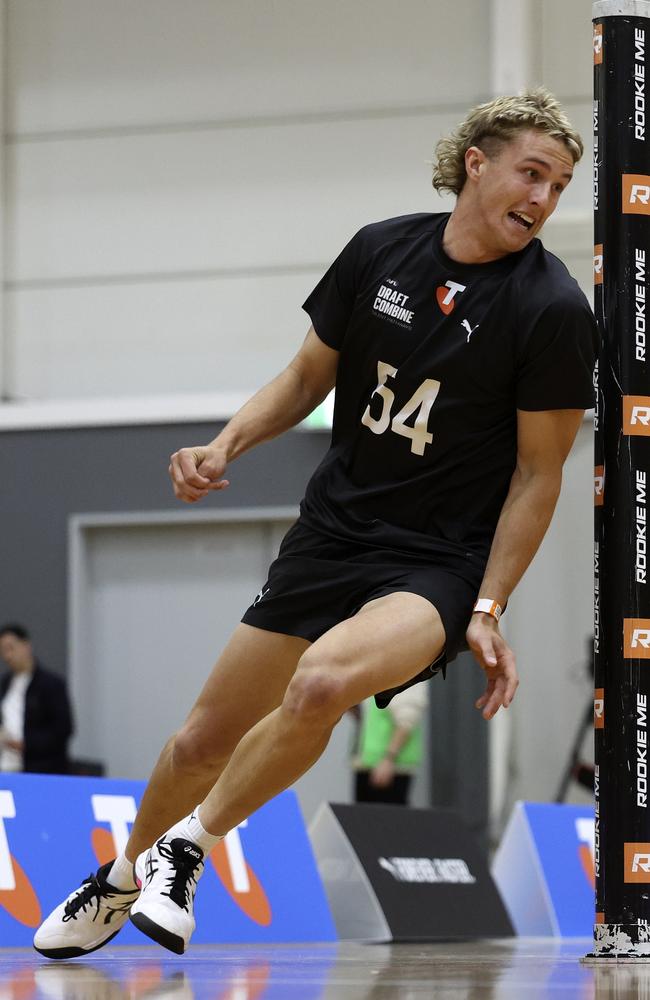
[461, 319, 479, 342]
[253, 586, 270, 607]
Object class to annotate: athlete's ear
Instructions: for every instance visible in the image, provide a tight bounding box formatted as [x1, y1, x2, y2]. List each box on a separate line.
[465, 146, 486, 183]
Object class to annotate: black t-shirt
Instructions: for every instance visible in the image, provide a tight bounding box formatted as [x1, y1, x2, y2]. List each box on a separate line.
[300, 212, 597, 566]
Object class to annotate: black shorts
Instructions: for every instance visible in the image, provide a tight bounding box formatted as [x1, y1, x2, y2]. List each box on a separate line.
[241, 519, 483, 706]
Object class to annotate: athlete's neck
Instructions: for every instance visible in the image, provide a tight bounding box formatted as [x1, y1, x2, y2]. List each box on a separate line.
[442, 205, 509, 265]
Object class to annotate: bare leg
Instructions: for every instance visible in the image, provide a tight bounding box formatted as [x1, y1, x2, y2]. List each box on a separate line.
[123, 623, 310, 860]
[197, 592, 445, 835]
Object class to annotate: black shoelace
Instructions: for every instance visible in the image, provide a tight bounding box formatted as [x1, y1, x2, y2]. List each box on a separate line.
[62, 873, 105, 923]
[157, 841, 203, 911]
[62, 871, 133, 924]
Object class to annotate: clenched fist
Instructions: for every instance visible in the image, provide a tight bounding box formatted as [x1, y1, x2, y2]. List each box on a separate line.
[168, 444, 230, 503]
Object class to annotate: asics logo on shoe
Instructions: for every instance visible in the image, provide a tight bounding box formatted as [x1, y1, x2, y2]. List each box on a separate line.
[144, 853, 158, 885]
[184, 846, 201, 859]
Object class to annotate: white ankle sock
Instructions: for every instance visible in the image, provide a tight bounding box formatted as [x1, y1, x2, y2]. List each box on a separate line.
[167, 805, 223, 855]
[107, 853, 138, 890]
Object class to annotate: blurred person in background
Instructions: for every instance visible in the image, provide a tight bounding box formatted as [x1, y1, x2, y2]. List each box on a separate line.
[0, 623, 73, 774]
[351, 685, 428, 806]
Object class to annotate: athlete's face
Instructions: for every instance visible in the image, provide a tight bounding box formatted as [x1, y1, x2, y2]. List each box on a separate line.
[466, 129, 575, 255]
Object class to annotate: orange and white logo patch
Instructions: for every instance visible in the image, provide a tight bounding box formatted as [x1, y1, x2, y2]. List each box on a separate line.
[624, 619, 650, 658]
[623, 175, 650, 215]
[594, 24, 603, 64]
[594, 465, 604, 506]
[91, 793, 137, 866]
[623, 396, 650, 435]
[625, 843, 650, 882]
[436, 280, 466, 316]
[0, 791, 41, 928]
[210, 823, 272, 926]
[594, 245, 603, 285]
[594, 688, 604, 729]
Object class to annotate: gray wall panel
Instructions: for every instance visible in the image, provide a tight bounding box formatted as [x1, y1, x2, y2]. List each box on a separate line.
[0, 423, 329, 677]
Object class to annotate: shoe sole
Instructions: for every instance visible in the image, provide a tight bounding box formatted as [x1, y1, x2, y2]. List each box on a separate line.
[33, 927, 123, 960]
[130, 911, 185, 955]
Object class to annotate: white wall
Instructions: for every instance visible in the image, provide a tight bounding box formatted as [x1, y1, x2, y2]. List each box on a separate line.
[3, 0, 493, 403]
[1, 0, 595, 405]
[540, 0, 593, 301]
[1, 0, 595, 400]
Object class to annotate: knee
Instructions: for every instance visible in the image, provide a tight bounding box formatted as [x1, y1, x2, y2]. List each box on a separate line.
[283, 648, 349, 727]
[170, 721, 234, 776]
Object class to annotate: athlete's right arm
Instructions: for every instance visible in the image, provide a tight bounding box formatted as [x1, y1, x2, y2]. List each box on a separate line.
[168, 325, 339, 503]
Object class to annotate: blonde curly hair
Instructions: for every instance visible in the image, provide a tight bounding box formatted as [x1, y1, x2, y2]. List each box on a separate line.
[432, 88, 583, 196]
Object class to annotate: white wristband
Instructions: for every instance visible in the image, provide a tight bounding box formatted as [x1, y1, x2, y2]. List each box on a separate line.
[473, 598, 503, 622]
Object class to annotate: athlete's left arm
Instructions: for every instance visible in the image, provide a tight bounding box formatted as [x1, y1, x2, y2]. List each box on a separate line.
[466, 407, 585, 720]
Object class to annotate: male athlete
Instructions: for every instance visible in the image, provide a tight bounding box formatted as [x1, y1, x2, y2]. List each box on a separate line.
[35, 88, 596, 957]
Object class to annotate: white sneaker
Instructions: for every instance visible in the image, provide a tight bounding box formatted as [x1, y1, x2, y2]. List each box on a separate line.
[33, 862, 141, 959]
[130, 835, 205, 954]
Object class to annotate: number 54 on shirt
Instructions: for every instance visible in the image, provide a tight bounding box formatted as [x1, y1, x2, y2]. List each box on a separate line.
[361, 360, 441, 456]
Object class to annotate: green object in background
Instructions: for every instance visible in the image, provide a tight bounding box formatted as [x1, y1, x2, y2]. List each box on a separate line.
[301, 392, 334, 430]
[358, 699, 423, 769]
